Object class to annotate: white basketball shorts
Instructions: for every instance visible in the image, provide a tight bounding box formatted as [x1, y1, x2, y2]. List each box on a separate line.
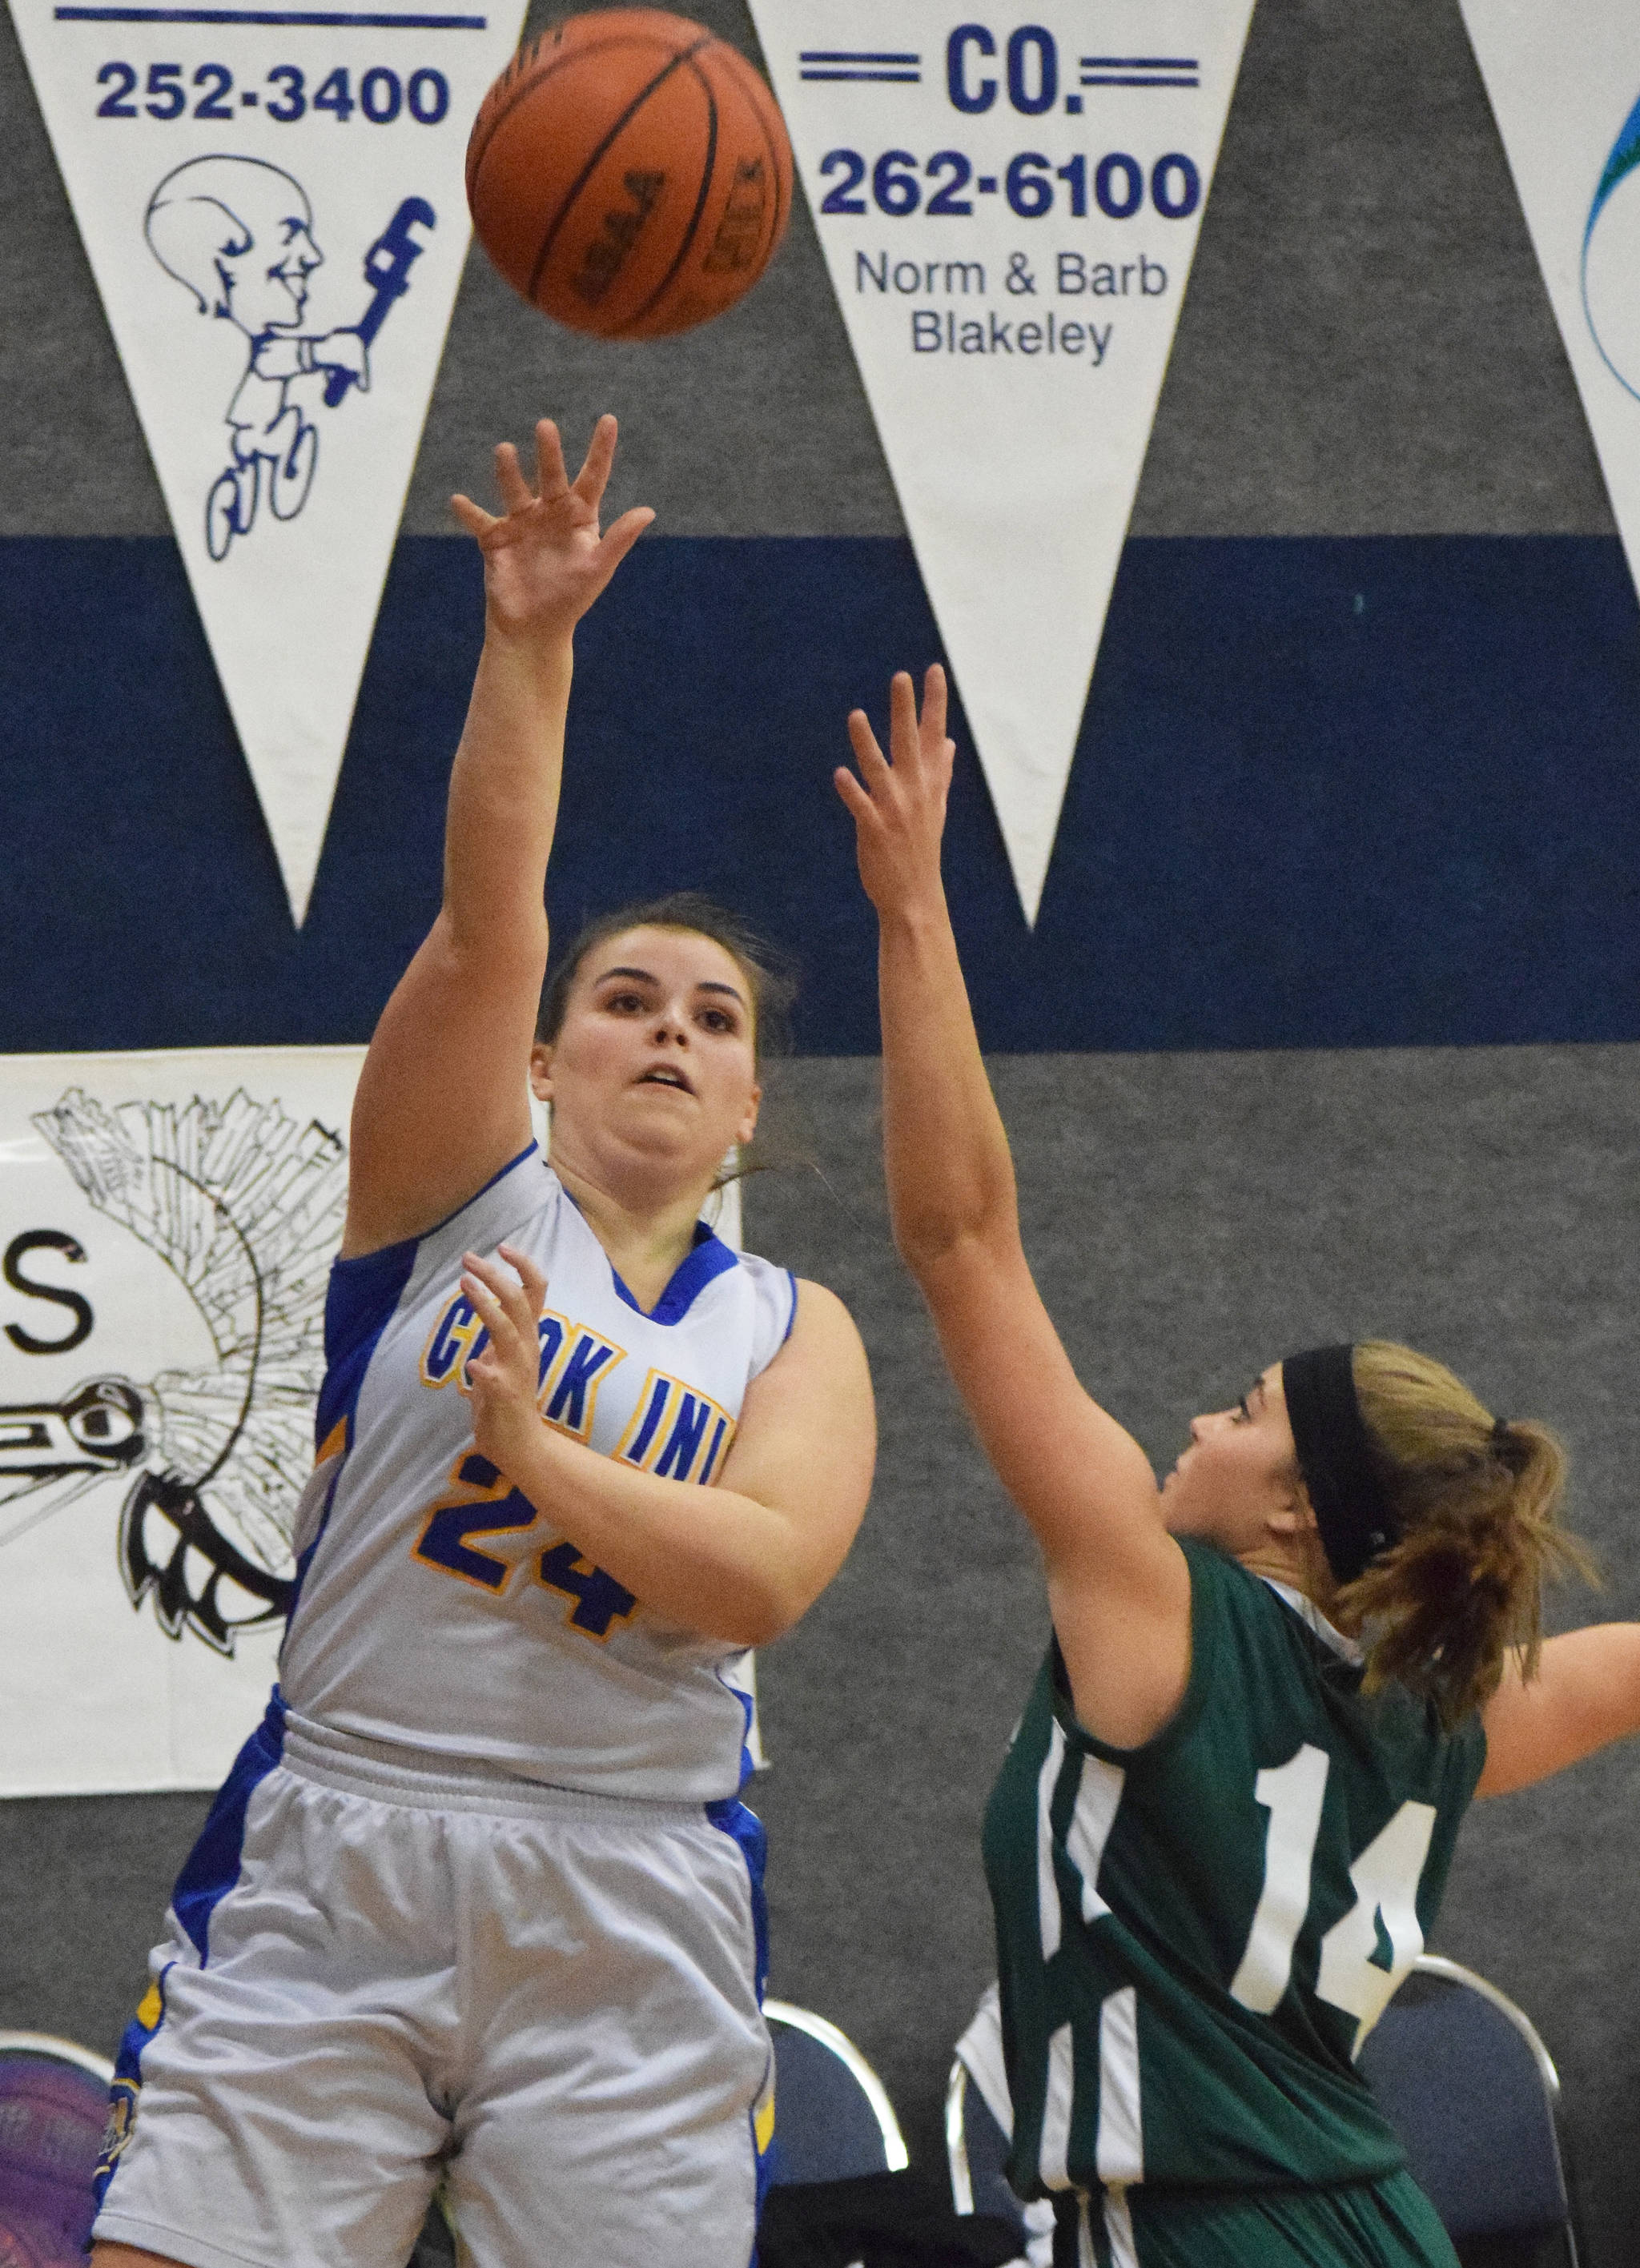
[92, 1703, 774, 2268]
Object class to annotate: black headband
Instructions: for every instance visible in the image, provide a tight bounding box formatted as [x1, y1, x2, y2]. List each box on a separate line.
[1281, 1343, 1398, 1585]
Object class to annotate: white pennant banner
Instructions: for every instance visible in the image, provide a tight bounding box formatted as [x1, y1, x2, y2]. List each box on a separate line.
[0, 1047, 360, 1793]
[746, 1, 1254, 921]
[1459, 2, 1640, 611]
[9, 0, 526, 921]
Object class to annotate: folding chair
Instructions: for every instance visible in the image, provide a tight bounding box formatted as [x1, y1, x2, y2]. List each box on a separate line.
[1358, 1953, 1582, 2267]
[947, 1959, 1580, 2268]
[0, 2029, 115, 2268]
[765, 1997, 910, 2186]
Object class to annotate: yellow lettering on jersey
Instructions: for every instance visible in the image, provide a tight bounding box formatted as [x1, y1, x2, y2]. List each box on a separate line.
[421, 1291, 604, 1408]
[614, 1369, 735, 1483]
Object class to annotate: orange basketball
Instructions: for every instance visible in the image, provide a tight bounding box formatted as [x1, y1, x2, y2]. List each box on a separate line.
[466, 9, 793, 339]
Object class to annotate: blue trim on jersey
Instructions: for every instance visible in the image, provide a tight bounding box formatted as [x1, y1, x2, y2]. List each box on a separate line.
[316, 1233, 417, 1448]
[424, 1138, 541, 1238]
[171, 1688, 287, 1964]
[282, 1459, 346, 1636]
[781, 1270, 798, 1344]
[611, 1220, 741, 1324]
[94, 1961, 175, 2214]
[315, 1143, 544, 1449]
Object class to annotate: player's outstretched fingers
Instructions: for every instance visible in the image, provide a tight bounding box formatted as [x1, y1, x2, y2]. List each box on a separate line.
[460, 1250, 535, 1367]
[594, 505, 657, 584]
[846, 708, 893, 791]
[496, 1242, 548, 1317]
[890, 669, 922, 764]
[450, 492, 498, 539]
[920, 664, 948, 752]
[459, 1265, 509, 1350]
[533, 418, 571, 502]
[573, 412, 620, 510]
[492, 440, 538, 517]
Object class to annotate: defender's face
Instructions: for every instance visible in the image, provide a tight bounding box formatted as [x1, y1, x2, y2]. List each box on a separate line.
[533, 927, 762, 1183]
[1161, 1365, 1302, 1552]
[220, 201, 323, 334]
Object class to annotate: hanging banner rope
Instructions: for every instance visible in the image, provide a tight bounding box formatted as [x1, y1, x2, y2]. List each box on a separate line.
[746, 0, 1255, 922]
[1459, 2, 1640, 612]
[7, 0, 527, 921]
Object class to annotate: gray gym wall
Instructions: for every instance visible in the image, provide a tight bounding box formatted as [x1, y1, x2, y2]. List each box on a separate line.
[3, 0, 1638, 2261]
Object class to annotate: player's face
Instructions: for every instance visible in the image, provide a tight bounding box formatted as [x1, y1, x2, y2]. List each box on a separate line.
[1160, 1365, 1304, 1551]
[532, 927, 761, 1186]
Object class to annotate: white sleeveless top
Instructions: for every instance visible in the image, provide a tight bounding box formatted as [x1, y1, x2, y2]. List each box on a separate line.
[279, 1146, 797, 1801]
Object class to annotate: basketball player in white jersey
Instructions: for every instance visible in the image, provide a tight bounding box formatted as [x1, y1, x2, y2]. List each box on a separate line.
[90, 416, 877, 2268]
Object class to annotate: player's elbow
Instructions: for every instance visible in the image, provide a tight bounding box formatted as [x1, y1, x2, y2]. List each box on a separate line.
[717, 1605, 791, 1650]
[700, 1589, 794, 1651]
[739, 1566, 822, 1647]
[894, 1212, 1022, 1303]
[703, 1552, 836, 1649]
[891, 1207, 968, 1272]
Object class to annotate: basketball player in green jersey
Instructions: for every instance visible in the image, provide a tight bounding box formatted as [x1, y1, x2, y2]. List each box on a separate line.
[836, 668, 1640, 2268]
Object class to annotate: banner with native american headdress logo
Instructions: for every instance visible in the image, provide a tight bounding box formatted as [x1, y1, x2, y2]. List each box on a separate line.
[0, 1049, 754, 1793]
[0, 1049, 360, 1793]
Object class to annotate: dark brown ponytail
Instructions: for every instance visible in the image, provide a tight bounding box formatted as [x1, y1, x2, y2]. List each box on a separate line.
[1337, 1340, 1594, 1728]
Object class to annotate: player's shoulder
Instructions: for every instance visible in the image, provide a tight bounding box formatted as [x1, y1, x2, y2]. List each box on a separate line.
[1173, 1543, 1361, 1720]
[770, 1275, 865, 1351]
[1176, 1536, 1281, 1636]
[715, 1243, 798, 1377]
[786, 1274, 853, 1324]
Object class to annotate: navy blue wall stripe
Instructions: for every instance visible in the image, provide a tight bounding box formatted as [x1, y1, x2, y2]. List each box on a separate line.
[2, 532, 1638, 1056]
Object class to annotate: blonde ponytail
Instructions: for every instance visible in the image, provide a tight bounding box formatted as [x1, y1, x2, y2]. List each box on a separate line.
[1337, 1341, 1593, 1728]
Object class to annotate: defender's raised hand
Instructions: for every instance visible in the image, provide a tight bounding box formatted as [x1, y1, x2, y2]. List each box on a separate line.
[834, 665, 956, 916]
[451, 415, 653, 644]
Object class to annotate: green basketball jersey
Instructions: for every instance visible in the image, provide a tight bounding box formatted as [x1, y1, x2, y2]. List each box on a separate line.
[983, 1539, 1486, 2201]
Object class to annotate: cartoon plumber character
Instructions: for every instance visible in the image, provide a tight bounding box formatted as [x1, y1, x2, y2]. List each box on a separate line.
[145, 155, 369, 560]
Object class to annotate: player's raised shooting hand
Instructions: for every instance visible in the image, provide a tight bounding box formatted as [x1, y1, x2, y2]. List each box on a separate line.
[451, 415, 653, 647]
[834, 666, 955, 919]
[462, 1243, 556, 1493]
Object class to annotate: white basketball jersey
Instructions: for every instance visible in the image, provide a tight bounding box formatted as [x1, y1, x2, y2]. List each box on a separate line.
[278, 1146, 796, 1801]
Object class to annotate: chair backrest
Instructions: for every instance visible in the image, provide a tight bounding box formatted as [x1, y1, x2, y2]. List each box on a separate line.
[0, 2030, 115, 2268]
[1357, 1955, 1577, 2251]
[947, 1960, 1578, 2266]
[764, 1999, 909, 2186]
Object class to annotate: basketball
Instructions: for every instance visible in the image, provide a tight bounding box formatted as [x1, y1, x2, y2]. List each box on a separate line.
[466, 9, 793, 339]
